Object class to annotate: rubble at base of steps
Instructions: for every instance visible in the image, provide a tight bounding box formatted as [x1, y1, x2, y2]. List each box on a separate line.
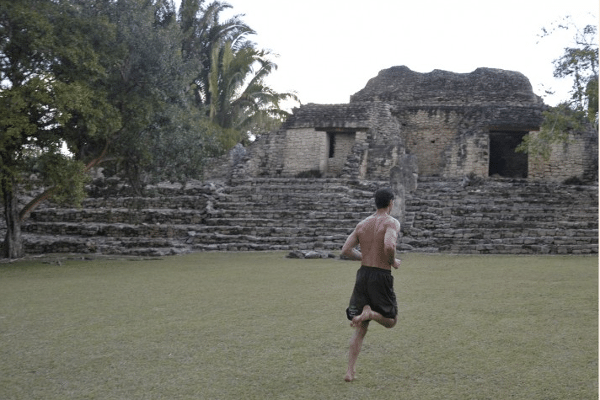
[286, 250, 337, 259]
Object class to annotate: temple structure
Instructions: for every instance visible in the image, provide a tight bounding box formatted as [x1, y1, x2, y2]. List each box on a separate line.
[230, 66, 597, 184]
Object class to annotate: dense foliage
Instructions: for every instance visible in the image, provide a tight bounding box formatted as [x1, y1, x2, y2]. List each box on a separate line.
[518, 16, 599, 159]
[0, 0, 297, 257]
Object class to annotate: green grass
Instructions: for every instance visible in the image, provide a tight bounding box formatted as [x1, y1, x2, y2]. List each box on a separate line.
[0, 252, 597, 399]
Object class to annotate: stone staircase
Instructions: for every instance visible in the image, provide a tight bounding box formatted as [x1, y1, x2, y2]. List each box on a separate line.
[402, 178, 598, 254]
[10, 177, 599, 256]
[19, 178, 379, 256]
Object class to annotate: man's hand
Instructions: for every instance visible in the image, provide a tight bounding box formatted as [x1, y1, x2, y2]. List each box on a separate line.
[392, 258, 401, 269]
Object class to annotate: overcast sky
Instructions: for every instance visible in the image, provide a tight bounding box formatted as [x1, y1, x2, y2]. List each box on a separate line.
[177, 0, 598, 108]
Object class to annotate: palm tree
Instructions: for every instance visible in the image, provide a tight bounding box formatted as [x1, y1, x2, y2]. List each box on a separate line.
[179, 0, 298, 146]
[180, 0, 253, 107]
[208, 41, 297, 130]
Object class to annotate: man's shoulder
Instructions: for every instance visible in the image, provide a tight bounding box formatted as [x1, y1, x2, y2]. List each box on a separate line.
[385, 215, 401, 230]
[357, 214, 375, 226]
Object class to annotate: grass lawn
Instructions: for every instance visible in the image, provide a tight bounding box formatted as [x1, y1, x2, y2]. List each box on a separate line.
[0, 252, 597, 399]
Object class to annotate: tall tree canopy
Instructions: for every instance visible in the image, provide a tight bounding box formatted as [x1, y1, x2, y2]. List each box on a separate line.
[0, 0, 296, 258]
[101, 0, 199, 192]
[0, 0, 121, 257]
[518, 16, 599, 159]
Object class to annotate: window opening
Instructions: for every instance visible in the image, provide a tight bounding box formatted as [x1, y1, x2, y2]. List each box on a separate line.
[328, 132, 336, 158]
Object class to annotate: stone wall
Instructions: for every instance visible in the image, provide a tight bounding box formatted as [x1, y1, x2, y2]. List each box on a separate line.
[228, 126, 287, 179]
[528, 129, 598, 182]
[231, 66, 552, 183]
[232, 102, 407, 181]
[399, 109, 460, 175]
[282, 128, 326, 175]
[392, 107, 492, 177]
[358, 103, 405, 181]
[217, 65, 596, 184]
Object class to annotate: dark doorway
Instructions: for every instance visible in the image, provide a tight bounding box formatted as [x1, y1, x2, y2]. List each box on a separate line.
[489, 131, 528, 178]
[327, 132, 336, 158]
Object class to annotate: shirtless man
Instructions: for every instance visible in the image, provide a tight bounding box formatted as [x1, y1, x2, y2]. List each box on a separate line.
[340, 187, 401, 382]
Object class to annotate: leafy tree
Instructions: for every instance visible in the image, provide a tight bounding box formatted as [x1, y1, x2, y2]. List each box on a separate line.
[180, 0, 254, 109]
[208, 42, 298, 145]
[143, 105, 224, 184]
[180, 0, 298, 147]
[100, 0, 195, 193]
[0, 0, 197, 257]
[0, 0, 120, 258]
[518, 16, 598, 159]
[0, 0, 297, 258]
[100, 0, 235, 191]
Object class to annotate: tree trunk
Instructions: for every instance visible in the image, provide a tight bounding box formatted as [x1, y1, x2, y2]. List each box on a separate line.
[2, 180, 24, 259]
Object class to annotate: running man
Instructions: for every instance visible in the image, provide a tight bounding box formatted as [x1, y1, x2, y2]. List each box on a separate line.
[340, 187, 401, 382]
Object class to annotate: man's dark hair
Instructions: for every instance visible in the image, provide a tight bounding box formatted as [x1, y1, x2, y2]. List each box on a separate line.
[374, 188, 395, 209]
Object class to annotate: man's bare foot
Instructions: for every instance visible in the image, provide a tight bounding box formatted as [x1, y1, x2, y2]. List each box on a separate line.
[344, 368, 356, 382]
[350, 305, 374, 327]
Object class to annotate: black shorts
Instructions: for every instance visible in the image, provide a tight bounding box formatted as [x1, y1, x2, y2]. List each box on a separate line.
[346, 266, 398, 321]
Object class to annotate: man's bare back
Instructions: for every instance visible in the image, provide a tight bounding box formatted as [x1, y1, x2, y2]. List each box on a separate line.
[341, 210, 401, 270]
[356, 213, 400, 269]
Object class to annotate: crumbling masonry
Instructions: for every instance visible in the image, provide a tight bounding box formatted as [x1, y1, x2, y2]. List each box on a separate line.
[231, 66, 597, 183]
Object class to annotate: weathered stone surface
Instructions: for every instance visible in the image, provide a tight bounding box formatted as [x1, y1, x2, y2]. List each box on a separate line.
[224, 65, 596, 185]
[350, 66, 540, 105]
[4, 177, 597, 257]
[287, 250, 335, 259]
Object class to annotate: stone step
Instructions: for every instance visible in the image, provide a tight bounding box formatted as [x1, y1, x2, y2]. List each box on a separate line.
[80, 196, 210, 210]
[407, 214, 597, 226]
[29, 208, 207, 225]
[406, 194, 598, 205]
[81, 179, 377, 206]
[419, 243, 596, 255]
[21, 232, 345, 255]
[28, 208, 372, 225]
[201, 217, 364, 228]
[22, 234, 189, 256]
[411, 189, 598, 203]
[408, 191, 597, 202]
[191, 242, 341, 252]
[402, 236, 598, 254]
[405, 205, 598, 217]
[401, 227, 599, 240]
[21, 221, 356, 238]
[13, 177, 599, 256]
[409, 221, 597, 232]
[32, 202, 595, 226]
[223, 192, 374, 206]
[187, 233, 346, 246]
[218, 202, 372, 213]
[228, 177, 386, 190]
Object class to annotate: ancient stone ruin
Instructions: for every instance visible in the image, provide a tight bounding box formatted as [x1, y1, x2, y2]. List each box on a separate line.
[231, 66, 596, 183]
[3, 66, 598, 257]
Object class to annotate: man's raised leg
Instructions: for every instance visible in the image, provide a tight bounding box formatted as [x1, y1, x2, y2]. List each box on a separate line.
[351, 305, 397, 329]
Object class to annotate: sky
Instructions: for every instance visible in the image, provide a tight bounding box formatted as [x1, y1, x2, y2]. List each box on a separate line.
[176, 0, 598, 108]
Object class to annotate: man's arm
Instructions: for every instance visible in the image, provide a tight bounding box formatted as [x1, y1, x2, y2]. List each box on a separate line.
[383, 219, 401, 268]
[341, 229, 362, 261]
